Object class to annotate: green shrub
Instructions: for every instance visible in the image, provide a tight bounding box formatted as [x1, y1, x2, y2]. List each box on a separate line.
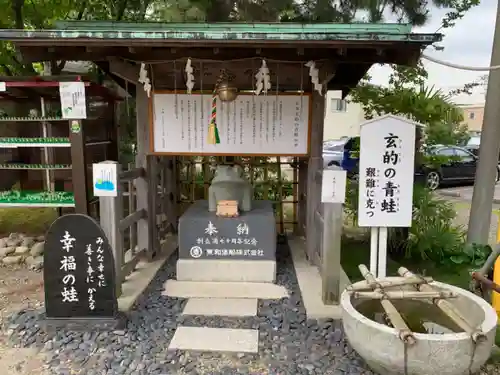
[404, 185, 466, 262]
[446, 243, 492, 269]
[343, 182, 467, 263]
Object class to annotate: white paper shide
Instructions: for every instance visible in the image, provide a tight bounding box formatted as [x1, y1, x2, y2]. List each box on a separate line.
[358, 115, 416, 227]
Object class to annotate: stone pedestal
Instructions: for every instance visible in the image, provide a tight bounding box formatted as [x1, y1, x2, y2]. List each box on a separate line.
[178, 200, 276, 282]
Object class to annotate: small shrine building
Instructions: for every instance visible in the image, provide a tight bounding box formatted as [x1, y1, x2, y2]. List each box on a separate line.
[0, 22, 440, 305]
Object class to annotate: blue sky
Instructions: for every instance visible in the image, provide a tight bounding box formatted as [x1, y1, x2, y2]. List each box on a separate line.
[368, 0, 496, 103]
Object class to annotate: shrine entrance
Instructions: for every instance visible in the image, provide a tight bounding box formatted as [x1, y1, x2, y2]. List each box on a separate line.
[0, 21, 439, 309]
[176, 156, 300, 235]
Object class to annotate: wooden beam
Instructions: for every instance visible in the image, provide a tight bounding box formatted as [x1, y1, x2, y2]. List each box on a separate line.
[119, 167, 145, 181]
[305, 92, 326, 266]
[69, 119, 89, 214]
[17, 45, 413, 66]
[119, 208, 147, 231]
[135, 88, 150, 261]
[108, 58, 140, 84]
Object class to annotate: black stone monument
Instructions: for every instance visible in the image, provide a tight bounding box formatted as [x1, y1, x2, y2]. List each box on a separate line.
[43, 213, 125, 331]
[178, 200, 276, 260]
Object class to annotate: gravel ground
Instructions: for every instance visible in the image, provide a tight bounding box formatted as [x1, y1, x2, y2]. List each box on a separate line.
[2, 244, 373, 375]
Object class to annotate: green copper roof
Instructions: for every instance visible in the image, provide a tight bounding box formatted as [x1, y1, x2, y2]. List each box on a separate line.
[0, 21, 440, 43]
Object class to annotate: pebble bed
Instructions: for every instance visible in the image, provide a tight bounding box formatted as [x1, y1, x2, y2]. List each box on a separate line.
[2, 244, 374, 375]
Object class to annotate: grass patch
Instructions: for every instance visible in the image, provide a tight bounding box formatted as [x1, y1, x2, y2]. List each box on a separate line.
[0, 208, 57, 236]
[341, 234, 472, 288]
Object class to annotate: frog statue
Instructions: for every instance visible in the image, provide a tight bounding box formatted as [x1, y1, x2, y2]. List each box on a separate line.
[208, 163, 252, 212]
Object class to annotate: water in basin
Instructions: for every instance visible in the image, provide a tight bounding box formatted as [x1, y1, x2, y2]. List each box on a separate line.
[355, 299, 463, 334]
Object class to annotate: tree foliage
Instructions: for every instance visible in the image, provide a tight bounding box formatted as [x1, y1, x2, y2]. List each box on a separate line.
[350, 64, 469, 145]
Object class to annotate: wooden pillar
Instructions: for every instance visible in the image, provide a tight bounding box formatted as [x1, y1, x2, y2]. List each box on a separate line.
[69, 119, 89, 215]
[134, 89, 150, 257]
[165, 156, 178, 233]
[99, 162, 124, 297]
[106, 100, 119, 161]
[297, 159, 308, 236]
[305, 92, 326, 265]
[147, 155, 159, 259]
[321, 201, 343, 304]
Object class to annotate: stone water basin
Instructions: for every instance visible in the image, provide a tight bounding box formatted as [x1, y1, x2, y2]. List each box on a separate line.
[340, 278, 498, 375]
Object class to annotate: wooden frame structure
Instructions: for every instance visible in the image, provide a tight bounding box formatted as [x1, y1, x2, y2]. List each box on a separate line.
[0, 21, 441, 302]
[0, 75, 121, 215]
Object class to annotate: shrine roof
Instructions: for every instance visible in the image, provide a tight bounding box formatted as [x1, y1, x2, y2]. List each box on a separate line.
[0, 21, 441, 96]
[0, 21, 440, 44]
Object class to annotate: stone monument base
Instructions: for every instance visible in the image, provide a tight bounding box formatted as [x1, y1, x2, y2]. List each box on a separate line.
[177, 259, 276, 283]
[42, 312, 127, 332]
[178, 200, 277, 283]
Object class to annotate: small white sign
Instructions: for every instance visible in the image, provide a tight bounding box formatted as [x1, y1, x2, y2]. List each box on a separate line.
[92, 161, 118, 197]
[0, 82, 5, 92]
[59, 82, 87, 119]
[321, 169, 347, 203]
[358, 115, 417, 227]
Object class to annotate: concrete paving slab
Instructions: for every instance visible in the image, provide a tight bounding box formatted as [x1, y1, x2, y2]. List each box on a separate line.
[177, 259, 276, 282]
[118, 236, 177, 312]
[289, 236, 350, 319]
[182, 298, 258, 317]
[168, 326, 259, 353]
[163, 280, 288, 299]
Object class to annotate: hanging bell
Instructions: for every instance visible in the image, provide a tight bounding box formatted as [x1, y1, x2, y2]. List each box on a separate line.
[217, 81, 238, 102]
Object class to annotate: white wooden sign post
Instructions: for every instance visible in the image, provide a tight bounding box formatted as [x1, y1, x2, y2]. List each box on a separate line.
[357, 115, 418, 278]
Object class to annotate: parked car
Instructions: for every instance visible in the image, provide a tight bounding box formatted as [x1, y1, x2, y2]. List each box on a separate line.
[322, 139, 347, 168]
[422, 145, 500, 190]
[464, 135, 481, 157]
[322, 136, 361, 177]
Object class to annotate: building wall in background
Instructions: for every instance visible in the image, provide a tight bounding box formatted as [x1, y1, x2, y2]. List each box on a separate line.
[323, 91, 365, 141]
[457, 103, 484, 134]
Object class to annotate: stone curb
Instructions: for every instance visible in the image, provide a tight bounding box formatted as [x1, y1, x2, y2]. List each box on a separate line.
[438, 190, 500, 205]
[438, 191, 462, 198]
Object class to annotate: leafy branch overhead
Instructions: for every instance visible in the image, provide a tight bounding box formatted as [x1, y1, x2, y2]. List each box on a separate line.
[350, 64, 470, 146]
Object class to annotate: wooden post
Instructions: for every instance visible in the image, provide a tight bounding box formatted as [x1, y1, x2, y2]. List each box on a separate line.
[297, 159, 307, 236]
[165, 157, 178, 233]
[306, 93, 326, 265]
[321, 201, 343, 304]
[69, 119, 89, 215]
[147, 155, 159, 260]
[134, 89, 150, 258]
[98, 161, 124, 297]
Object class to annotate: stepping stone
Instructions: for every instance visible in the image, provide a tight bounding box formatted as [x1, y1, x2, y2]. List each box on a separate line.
[168, 326, 259, 353]
[163, 280, 288, 299]
[182, 298, 257, 317]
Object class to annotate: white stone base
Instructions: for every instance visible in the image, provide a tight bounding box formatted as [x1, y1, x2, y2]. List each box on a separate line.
[182, 298, 258, 317]
[163, 280, 288, 299]
[176, 259, 276, 283]
[168, 326, 259, 353]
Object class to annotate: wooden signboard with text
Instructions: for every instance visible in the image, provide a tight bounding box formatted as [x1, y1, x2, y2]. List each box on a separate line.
[149, 91, 312, 156]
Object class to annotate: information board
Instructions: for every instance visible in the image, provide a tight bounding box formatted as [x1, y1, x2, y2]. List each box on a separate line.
[151, 93, 310, 155]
